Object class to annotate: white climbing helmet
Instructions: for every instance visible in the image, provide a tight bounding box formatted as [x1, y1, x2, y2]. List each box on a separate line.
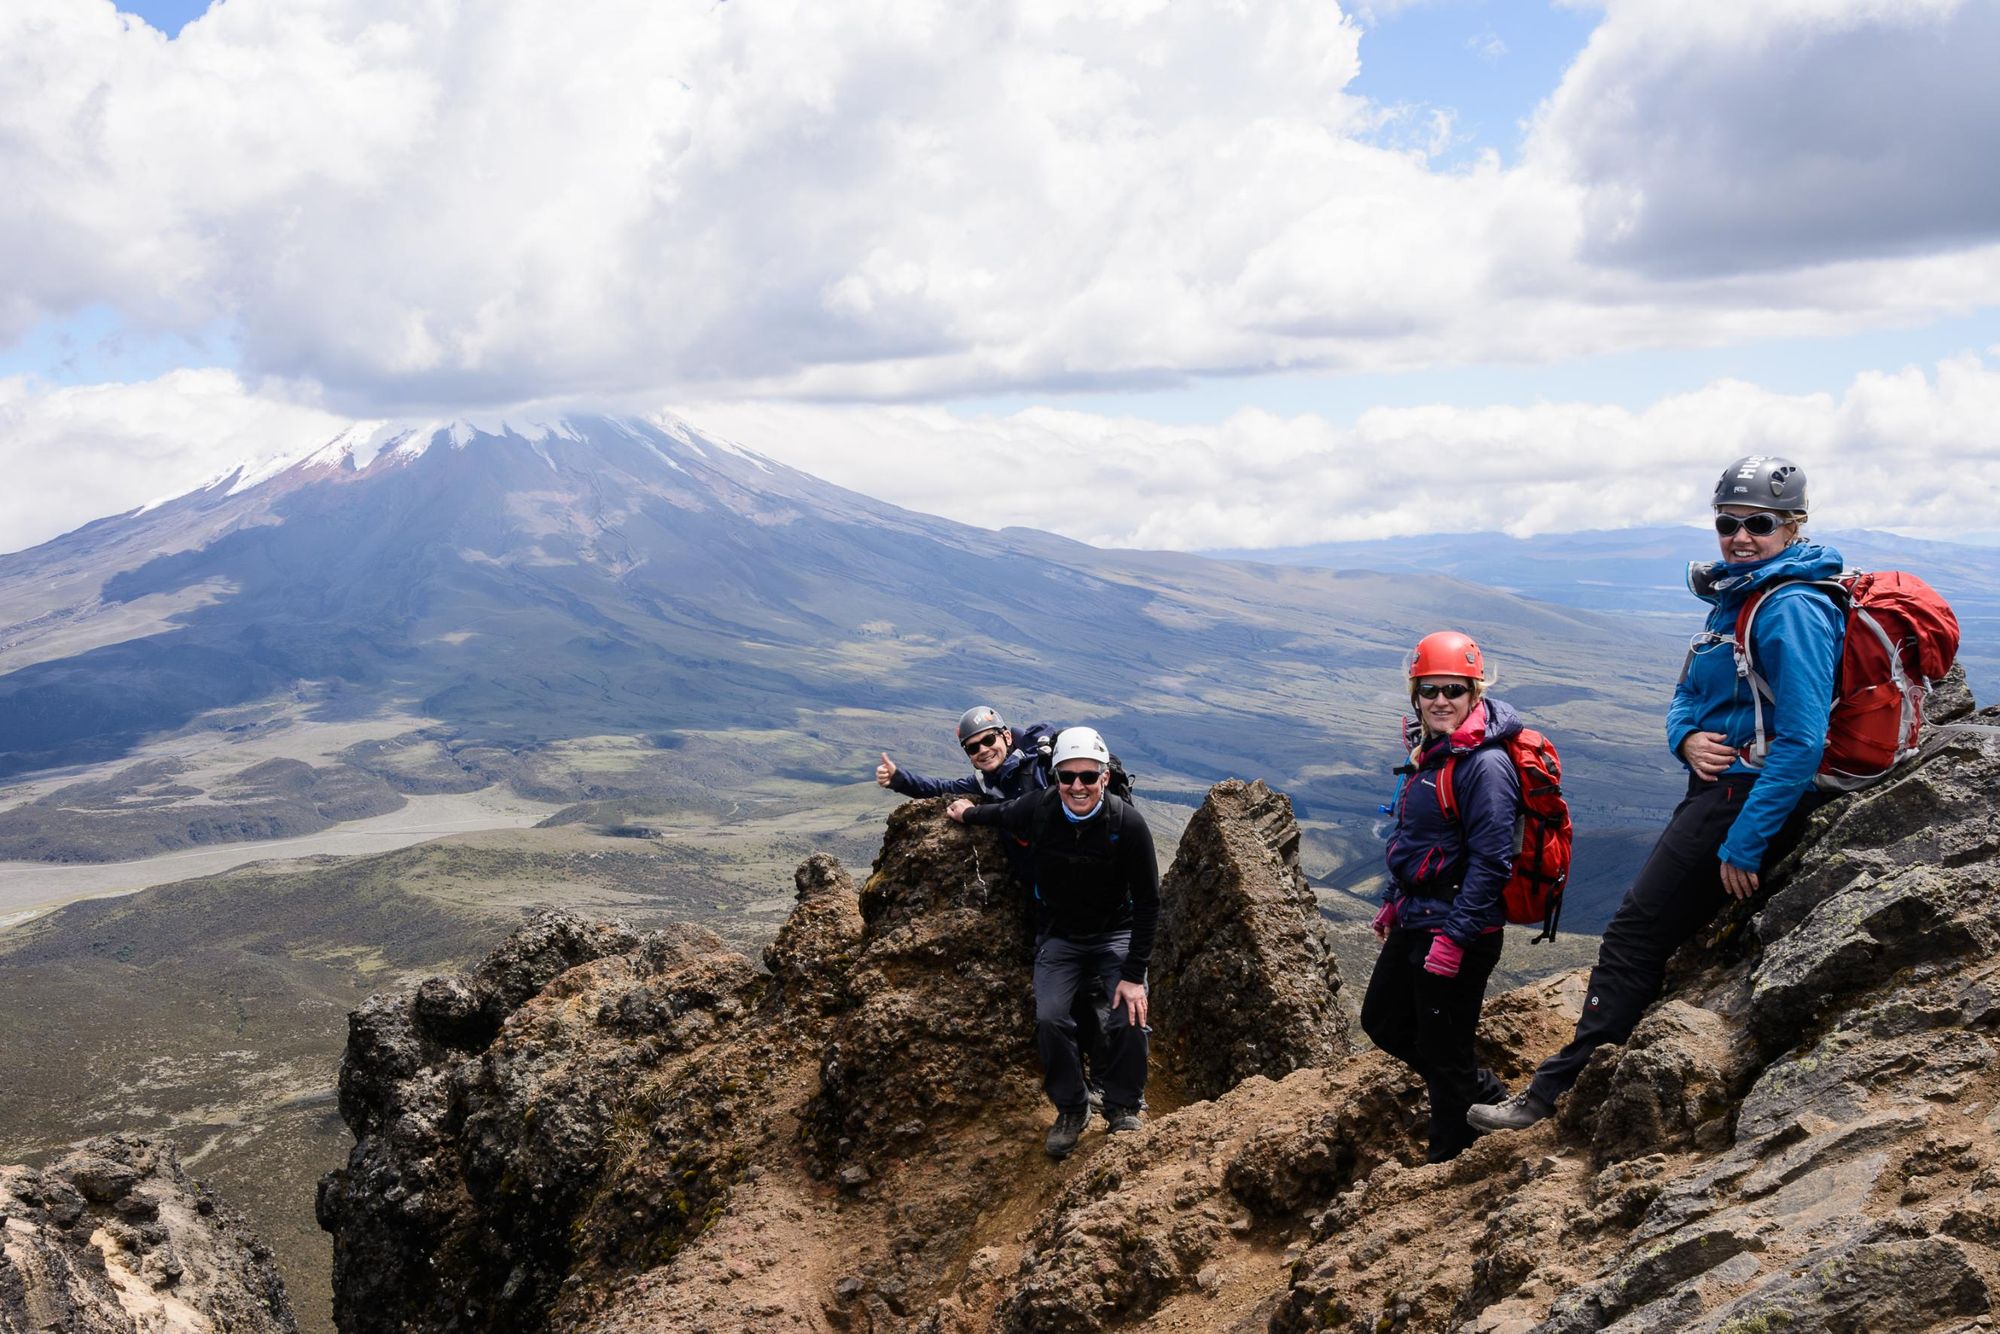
[1049, 727, 1111, 770]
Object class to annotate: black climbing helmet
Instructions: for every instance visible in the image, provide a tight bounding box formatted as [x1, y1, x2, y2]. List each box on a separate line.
[1713, 455, 1808, 514]
[956, 705, 1008, 743]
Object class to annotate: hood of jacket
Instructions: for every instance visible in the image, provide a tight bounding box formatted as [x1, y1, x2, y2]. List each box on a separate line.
[1402, 696, 1525, 762]
[1687, 541, 1846, 607]
[977, 747, 1046, 798]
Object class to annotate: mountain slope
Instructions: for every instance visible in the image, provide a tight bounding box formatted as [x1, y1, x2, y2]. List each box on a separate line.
[0, 413, 1689, 926]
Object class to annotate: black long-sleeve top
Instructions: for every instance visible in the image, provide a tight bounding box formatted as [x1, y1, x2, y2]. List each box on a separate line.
[960, 788, 1159, 981]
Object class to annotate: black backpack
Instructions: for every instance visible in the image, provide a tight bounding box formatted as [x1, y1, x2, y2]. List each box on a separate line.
[1018, 722, 1136, 802]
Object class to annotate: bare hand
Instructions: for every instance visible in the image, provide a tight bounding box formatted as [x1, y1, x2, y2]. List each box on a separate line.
[1719, 861, 1759, 900]
[1113, 980, 1148, 1028]
[1372, 919, 1391, 944]
[1680, 730, 1735, 781]
[875, 752, 897, 788]
[945, 798, 973, 823]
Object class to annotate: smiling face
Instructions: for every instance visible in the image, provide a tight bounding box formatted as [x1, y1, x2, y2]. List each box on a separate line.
[1415, 676, 1478, 737]
[1715, 505, 1798, 564]
[962, 727, 1012, 774]
[1055, 760, 1106, 814]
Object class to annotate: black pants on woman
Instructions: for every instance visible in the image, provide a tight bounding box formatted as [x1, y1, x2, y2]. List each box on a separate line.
[1361, 924, 1506, 1161]
[1524, 773, 1829, 1107]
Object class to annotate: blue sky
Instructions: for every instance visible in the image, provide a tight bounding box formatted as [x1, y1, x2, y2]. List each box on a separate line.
[119, 0, 209, 37]
[4, 0, 1998, 553]
[1349, 0, 1599, 169]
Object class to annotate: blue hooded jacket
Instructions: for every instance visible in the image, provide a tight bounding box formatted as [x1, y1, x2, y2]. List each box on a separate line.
[1384, 696, 1523, 945]
[1667, 541, 1845, 870]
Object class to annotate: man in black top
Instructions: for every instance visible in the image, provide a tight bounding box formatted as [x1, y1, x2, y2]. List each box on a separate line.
[881, 705, 1116, 1103]
[949, 726, 1158, 1158]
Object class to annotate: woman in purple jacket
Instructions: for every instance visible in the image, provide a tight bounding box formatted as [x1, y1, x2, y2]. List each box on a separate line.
[1359, 631, 1521, 1162]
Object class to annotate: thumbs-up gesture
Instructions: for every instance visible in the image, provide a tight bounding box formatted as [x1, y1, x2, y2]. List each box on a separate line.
[875, 753, 898, 787]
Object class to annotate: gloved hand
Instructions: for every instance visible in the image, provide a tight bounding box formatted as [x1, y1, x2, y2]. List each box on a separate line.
[1423, 934, 1464, 978]
[1371, 900, 1398, 942]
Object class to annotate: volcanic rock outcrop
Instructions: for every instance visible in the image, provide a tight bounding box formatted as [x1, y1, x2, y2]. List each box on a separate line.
[318, 784, 1347, 1331]
[315, 909, 776, 1332]
[0, 1135, 296, 1333]
[805, 801, 1042, 1175]
[1153, 779, 1352, 1100]
[322, 695, 2000, 1332]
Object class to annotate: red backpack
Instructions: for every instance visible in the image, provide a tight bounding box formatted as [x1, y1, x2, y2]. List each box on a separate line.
[1733, 571, 1961, 790]
[1438, 728, 1573, 942]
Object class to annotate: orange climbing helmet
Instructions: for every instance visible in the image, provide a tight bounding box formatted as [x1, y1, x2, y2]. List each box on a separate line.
[1407, 630, 1485, 680]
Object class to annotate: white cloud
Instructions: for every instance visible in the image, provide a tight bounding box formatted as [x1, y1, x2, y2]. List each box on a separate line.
[679, 351, 2000, 548]
[0, 370, 342, 552]
[3, 353, 1995, 555]
[1, 0, 1997, 410]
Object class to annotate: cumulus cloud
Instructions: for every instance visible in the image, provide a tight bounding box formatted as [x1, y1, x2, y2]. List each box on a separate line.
[1, 0, 1997, 410]
[1534, 0, 2000, 276]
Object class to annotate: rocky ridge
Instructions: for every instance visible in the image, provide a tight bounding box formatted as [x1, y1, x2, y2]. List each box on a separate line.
[317, 681, 2000, 1332]
[0, 1135, 296, 1333]
[1152, 779, 1352, 1100]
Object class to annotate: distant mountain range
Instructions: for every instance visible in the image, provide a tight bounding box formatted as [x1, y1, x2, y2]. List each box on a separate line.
[1205, 525, 1999, 700]
[9, 413, 1974, 931]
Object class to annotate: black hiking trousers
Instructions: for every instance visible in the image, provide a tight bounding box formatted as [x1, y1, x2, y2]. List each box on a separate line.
[1025, 886, 1113, 1087]
[1033, 931, 1148, 1112]
[1527, 773, 1828, 1107]
[1361, 924, 1506, 1162]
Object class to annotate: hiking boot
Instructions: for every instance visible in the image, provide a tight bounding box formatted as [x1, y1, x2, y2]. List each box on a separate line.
[1104, 1103, 1143, 1134]
[1466, 1090, 1554, 1134]
[1085, 1081, 1105, 1113]
[1044, 1106, 1090, 1158]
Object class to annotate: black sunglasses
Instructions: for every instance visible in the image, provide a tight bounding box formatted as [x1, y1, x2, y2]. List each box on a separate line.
[1714, 512, 1787, 538]
[962, 731, 1004, 755]
[1055, 768, 1106, 787]
[1414, 682, 1473, 701]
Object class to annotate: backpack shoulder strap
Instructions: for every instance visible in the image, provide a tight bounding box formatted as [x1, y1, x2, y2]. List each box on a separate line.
[1102, 792, 1125, 842]
[1733, 576, 1847, 657]
[1731, 575, 1848, 765]
[1436, 755, 1459, 822]
[1439, 740, 1528, 822]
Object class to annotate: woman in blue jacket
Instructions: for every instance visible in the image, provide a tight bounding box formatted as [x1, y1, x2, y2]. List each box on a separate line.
[1360, 630, 1521, 1162]
[1471, 455, 1843, 1134]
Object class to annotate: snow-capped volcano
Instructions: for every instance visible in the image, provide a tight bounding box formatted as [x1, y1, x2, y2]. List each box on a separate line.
[0, 411, 1079, 778]
[147, 412, 783, 506]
